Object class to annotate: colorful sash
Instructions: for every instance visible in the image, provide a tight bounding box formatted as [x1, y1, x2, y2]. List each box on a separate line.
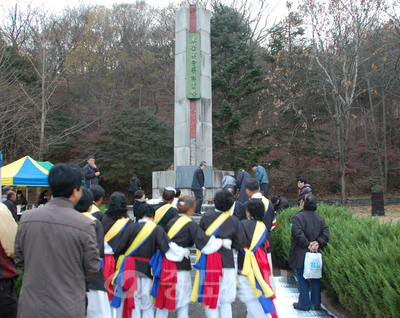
[261, 197, 276, 230]
[151, 215, 192, 310]
[103, 217, 130, 301]
[154, 203, 171, 224]
[82, 212, 97, 221]
[111, 221, 156, 316]
[190, 208, 232, 308]
[105, 217, 130, 243]
[241, 221, 275, 314]
[91, 204, 100, 213]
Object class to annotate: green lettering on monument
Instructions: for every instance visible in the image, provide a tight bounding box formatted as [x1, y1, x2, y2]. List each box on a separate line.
[187, 33, 201, 99]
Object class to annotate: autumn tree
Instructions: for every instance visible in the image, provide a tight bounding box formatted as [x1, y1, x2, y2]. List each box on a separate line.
[301, 0, 385, 204]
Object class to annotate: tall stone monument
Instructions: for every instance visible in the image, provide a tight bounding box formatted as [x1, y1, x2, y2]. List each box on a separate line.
[152, 3, 231, 200]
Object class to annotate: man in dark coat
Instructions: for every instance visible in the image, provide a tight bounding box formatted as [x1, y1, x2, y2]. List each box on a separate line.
[289, 194, 329, 311]
[3, 191, 17, 221]
[191, 161, 207, 216]
[84, 155, 100, 188]
[236, 169, 251, 204]
[298, 177, 312, 205]
[271, 195, 290, 214]
[128, 174, 141, 205]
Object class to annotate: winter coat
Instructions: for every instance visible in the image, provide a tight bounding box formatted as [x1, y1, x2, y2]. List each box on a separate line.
[289, 209, 329, 269]
[84, 164, 100, 188]
[236, 170, 251, 204]
[15, 197, 100, 318]
[274, 196, 290, 213]
[3, 199, 17, 221]
[298, 184, 312, 205]
[222, 175, 237, 193]
[129, 176, 141, 194]
[255, 165, 269, 185]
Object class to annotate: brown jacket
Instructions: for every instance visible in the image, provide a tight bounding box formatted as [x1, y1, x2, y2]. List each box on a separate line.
[15, 197, 100, 318]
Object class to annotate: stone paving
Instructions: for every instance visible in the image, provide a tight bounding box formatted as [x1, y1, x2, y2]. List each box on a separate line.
[156, 273, 337, 318]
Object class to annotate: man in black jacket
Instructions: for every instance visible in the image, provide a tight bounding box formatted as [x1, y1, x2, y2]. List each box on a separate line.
[289, 194, 329, 311]
[298, 177, 312, 205]
[84, 155, 100, 188]
[3, 191, 17, 221]
[271, 195, 290, 214]
[191, 161, 207, 216]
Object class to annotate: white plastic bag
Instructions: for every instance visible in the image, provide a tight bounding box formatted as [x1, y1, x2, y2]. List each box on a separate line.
[303, 252, 323, 279]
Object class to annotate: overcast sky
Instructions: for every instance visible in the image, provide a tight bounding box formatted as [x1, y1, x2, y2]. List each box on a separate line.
[1, 0, 295, 24]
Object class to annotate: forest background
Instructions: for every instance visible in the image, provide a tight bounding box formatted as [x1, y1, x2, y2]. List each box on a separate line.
[1, 0, 400, 204]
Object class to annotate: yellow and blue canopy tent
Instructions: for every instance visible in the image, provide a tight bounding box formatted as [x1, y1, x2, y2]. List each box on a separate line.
[1, 156, 53, 186]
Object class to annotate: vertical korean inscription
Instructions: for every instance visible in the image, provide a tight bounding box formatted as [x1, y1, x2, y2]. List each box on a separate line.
[186, 33, 201, 99]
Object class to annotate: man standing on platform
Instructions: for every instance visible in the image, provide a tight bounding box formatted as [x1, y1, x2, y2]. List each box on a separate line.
[251, 163, 269, 198]
[191, 161, 207, 216]
[84, 155, 100, 188]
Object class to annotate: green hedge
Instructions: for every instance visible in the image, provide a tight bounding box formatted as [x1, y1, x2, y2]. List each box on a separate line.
[272, 203, 400, 318]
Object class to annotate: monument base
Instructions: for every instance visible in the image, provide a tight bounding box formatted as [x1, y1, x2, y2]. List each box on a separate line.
[152, 167, 233, 204]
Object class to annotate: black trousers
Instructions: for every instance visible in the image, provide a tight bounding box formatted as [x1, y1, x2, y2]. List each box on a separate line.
[192, 189, 203, 214]
[0, 278, 17, 318]
[260, 183, 269, 198]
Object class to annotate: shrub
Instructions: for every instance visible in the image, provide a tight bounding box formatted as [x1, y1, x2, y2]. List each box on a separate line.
[272, 203, 400, 318]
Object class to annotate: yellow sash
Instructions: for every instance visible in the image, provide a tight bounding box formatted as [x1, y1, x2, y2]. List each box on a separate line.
[154, 203, 171, 224]
[168, 215, 192, 239]
[82, 212, 97, 221]
[112, 221, 157, 284]
[104, 217, 129, 243]
[190, 208, 232, 302]
[91, 204, 100, 213]
[261, 197, 270, 213]
[241, 221, 274, 298]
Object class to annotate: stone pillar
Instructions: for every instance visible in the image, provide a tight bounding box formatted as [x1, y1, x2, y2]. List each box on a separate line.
[174, 3, 212, 168]
[371, 185, 385, 216]
[153, 4, 230, 201]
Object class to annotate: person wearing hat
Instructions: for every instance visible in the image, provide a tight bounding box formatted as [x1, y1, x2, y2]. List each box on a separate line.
[1, 186, 13, 203]
[153, 187, 178, 231]
[297, 177, 312, 205]
[84, 155, 100, 188]
[271, 195, 290, 214]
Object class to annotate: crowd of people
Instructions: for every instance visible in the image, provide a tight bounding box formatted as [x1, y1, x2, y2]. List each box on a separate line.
[0, 160, 329, 318]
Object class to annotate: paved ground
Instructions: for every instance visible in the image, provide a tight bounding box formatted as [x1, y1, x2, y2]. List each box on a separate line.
[167, 270, 336, 318]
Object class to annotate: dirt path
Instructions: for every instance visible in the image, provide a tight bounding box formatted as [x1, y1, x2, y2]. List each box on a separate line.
[348, 205, 400, 224]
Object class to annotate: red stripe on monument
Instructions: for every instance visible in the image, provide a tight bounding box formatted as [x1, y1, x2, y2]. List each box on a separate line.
[190, 4, 196, 33]
[190, 100, 197, 139]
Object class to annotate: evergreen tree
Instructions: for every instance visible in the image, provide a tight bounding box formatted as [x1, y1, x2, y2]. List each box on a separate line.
[211, 3, 266, 170]
[78, 106, 173, 183]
